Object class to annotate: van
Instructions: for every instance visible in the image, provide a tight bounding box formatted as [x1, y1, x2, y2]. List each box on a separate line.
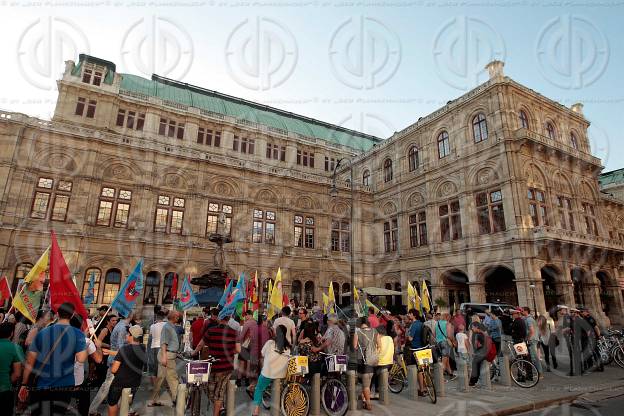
[459, 302, 515, 335]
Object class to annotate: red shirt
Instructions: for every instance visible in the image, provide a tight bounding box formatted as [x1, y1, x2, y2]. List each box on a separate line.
[191, 317, 205, 348]
[368, 314, 380, 328]
[203, 324, 238, 373]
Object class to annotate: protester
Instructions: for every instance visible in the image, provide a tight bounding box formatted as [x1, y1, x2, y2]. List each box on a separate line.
[298, 321, 323, 375]
[353, 316, 379, 411]
[273, 306, 296, 345]
[191, 307, 209, 349]
[296, 308, 310, 341]
[147, 309, 166, 385]
[150, 310, 181, 407]
[367, 307, 380, 329]
[522, 307, 543, 377]
[435, 313, 456, 379]
[0, 322, 23, 416]
[484, 309, 502, 355]
[372, 325, 394, 398]
[469, 322, 487, 387]
[451, 309, 466, 335]
[510, 309, 527, 344]
[455, 322, 470, 363]
[71, 314, 102, 416]
[11, 312, 28, 350]
[107, 325, 146, 416]
[580, 307, 603, 372]
[251, 325, 291, 416]
[95, 315, 118, 388]
[19, 302, 88, 416]
[537, 314, 557, 371]
[93, 306, 109, 327]
[238, 310, 257, 387]
[317, 313, 345, 355]
[24, 310, 51, 349]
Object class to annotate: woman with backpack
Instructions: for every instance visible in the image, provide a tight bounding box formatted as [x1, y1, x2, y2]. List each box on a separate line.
[435, 313, 456, 380]
[353, 317, 380, 411]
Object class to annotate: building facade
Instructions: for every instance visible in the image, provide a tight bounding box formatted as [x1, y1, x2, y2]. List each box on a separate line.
[1, 55, 623, 325]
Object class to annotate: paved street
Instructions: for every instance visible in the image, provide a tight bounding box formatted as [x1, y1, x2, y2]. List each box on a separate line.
[519, 389, 624, 416]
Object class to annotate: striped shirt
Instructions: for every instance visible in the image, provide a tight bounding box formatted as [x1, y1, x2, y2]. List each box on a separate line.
[203, 324, 238, 373]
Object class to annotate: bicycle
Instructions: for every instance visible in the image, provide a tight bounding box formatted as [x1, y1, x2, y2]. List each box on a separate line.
[490, 341, 539, 388]
[388, 352, 408, 394]
[411, 346, 437, 404]
[177, 353, 225, 416]
[319, 352, 349, 416]
[261, 354, 310, 416]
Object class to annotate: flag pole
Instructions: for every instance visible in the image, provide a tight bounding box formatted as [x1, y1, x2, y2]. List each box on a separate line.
[89, 304, 112, 340]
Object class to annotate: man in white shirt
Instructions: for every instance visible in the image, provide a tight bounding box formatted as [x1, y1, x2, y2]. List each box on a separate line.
[148, 310, 167, 385]
[273, 306, 296, 345]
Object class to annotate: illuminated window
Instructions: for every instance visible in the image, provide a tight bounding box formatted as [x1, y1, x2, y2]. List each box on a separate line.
[154, 194, 185, 234]
[96, 187, 132, 228]
[30, 177, 72, 221]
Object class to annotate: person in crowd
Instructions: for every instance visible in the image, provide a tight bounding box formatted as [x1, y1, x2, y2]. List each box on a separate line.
[150, 310, 181, 407]
[71, 314, 102, 416]
[24, 310, 51, 349]
[557, 306, 575, 376]
[406, 309, 424, 369]
[579, 307, 603, 372]
[424, 313, 437, 337]
[451, 309, 466, 335]
[484, 309, 502, 355]
[251, 325, 291, 416]
[367, 307, 380, 329]
[537, 314, 557, 372]
[353, 316, 380, 411]
[372, 325, 394, 399]
[193, 313, 240, 416]
[191, 307, 209, 350]
[469, 322, 487, 387]
[296, 308, 310, 341]
[299, 321, 323, 376]
[238, 310, 257, 388]
[203, 308, 220, 331]
[273, 306, 296, 345]
[311, 305, 324, 324]
[19, 302, 87, 416]
[226, 315, 241, 333]
[522, 307, 543, 377]
[93, 306, 109, 327]
[0, 322, 23, 416]
[435, 313, 456, 380]
[11, 312, 28, 350]
[317, 313, 345, 355]
[455, 322, 470, 364]
[94, 315, 118, 388]
[147, 309, 166, 385]
[89, 311, 134, 415]
[107, 325, 146, 416]
[510, 309, 527, 344]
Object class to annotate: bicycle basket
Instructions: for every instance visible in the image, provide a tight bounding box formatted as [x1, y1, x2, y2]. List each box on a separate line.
[325, 354, 348, 373]
[186, 360, 212, 384]
[413, 348, 433, 366]
[287, 356, 309, 376]
[513, 342, 529, 356]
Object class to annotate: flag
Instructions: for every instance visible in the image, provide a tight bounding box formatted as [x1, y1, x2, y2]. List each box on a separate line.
[365, 299, 379, 314]
[111, 259, 144, 318]
[421, 280, 431, 313]
[12, 285, 42, 323]
[49, 231, 88, 325]
[328, 282, 336, 314]
[322, 293, 329, 313]
[407, 281, 421, 312]
[171, 273, 178, 301]
[23, 247, 49, 284]
[83, 271, 96, 305]
[282, 292, 289, 308]
[0, 276, 10, 305]
[268, 268, 283, 319]
[251, 271, 259, 311]
[178, 275, 199, 311]
[219, 273, 246, 319]
[218, 278, 233, 308]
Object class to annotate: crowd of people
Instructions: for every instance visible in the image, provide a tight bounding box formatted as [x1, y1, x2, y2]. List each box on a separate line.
[0, 299, 608, 416]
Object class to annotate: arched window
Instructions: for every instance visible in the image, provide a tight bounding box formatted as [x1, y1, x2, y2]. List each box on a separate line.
[11, 263, 33, 294]
[383, 159, 393, 183]
[81, 268, 101, 304]
[437, 131, 450, 158]
[408, 146, 419, 172]
[570, 132, 579, 150]
[546, 122, 557, 140]
[519, 110, 529, 129]
[341, 282, 351, 305]
[472, 113, 488, 143]
[362, 170, 370, 186]
[304, 281, 315, 307]
[143, 271, 161, 305]
[102, 269, 121, 305]
[163, 272, 176, 304]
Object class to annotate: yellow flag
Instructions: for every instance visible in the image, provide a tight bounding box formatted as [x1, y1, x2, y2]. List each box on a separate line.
[12, 285, 42, 323]
[328, 282, 336, 314]
[322, 293, 329, 314]
[23, 246, 49, 284]
[269, 268, 283, 318]
[421, 280, 431, 312]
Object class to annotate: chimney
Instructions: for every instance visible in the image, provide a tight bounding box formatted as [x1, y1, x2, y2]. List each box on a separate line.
[571, 102, 584, 116]
[485, 60, 505, 79]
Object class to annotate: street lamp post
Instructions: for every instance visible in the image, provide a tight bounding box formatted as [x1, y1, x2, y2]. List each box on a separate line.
[329, 158, 355, 318]
[529, 283, 537, 318]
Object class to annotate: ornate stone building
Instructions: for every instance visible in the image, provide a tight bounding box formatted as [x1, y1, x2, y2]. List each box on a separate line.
[1, 55, 623, 325]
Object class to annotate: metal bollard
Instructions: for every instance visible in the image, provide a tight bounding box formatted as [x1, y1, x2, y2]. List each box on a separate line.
[347, 370, 357, 411]
[175, 384, 187, 416]
[379, 368, 390, 405]
[480, 361, 492, 390]
[119, 388, 132, 416]
[271, 378, 281, 416]
[311, 373, 321, 416]
[456, 358, 468, 392]
[408, 365, 419, 400]
[499, 355, 512, 387]
[433, 362, 446, 397]
[227, 379, 236, 416]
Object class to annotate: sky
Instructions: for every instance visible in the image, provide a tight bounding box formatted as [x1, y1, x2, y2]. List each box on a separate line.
[0, 0, 622, 171]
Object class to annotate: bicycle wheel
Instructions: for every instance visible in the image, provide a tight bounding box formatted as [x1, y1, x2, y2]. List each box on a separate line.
[262, 388, 272, 410]
[613, 346, 624, 369]
[489, 361, 498, 381]
[423, 368, 437, 404]
[510, 359, 539, 388]
[188, 386, 201, 416]
[388, 365, 405, 394]
[281, 382, 310, 416]
[321, 378, 348, 416]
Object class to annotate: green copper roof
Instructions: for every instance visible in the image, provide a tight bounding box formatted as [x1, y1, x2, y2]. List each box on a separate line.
[600, 168, 624, 186]
[119, 73, 383, 151]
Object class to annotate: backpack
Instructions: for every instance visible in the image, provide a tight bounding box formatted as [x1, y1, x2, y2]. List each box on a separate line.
[421, 323, 434, 346]
[485, 335, 497, 363]
[357, 328, 379, 366]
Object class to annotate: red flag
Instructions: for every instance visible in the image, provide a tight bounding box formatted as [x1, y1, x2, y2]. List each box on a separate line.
[50, 231, 88, 326]
[0, 276, 10, 305]
[171, 273, 178, 301]
[283, 292, 289, 308]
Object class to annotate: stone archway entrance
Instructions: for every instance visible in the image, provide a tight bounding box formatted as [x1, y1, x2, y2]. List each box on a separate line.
[597, 271, 616, 319]
[441, 269, 470, 311]
[541, 266, 562, 313]
[571, 268, 589, 307]
[484, 266, 518, 305]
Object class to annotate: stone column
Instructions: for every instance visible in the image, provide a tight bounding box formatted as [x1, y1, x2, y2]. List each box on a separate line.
[606, 267, 624, 326]
[468, 282, 486, 303]
[587, 265, 609, 326]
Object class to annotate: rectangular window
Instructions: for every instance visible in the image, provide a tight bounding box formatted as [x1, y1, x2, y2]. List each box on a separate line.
[168, 120, 176, 137]
[293, 215, 314, 248]
[93, 71, 102, 86]
[206, 202, 233, 236]
[440, 200, 461, 241]
[155, 208, 169, 232]
[233, 135, 239, 151]
[116, 109, 125, 127]
[75, 97, 86, 116]
[126, 111, 135, 129]
[82, 68, 92, 84]
[97, 200, 113, 226]
[252, 209, 276, 244]
[86, 100, 97, 118]
[31, 192, 50, 219]
[114, 203, 130, 227]
[331, 220, 350, 252]
[581, 202, 597, 235]
[50, 195, 69, 221]
[97, 187, 132, 228]
[214, 131, 221, 147]
[31, 177, 72, 221]
[136, 114, 145, 131]
[155, 194, 184, 233]
[383, 218, 398, 253]
[557, 196, 575, 231]
[528, 188, 548, 226]
[409, 211, 427, 247]
[176, 123, 185, 140]
[171, 210, 184, 233]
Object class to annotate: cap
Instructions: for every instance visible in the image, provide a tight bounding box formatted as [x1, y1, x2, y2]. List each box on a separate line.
[128, 324, 143, 338]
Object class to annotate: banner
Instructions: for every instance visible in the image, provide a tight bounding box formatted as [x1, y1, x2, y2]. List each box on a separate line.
[23, 246, 49, 285]
[421, 280, 431, 313]
[50, 231, 88, 325]
[328, 282, 336, 314]
[218, 279, 233, 308]
[407, 281, 421, 312]
[219, 273, 245, 319]
[268, 268, 283, 319]
[111, 259, 144, 318]
[322, 293, 329, 314]
[178, 275, 199, 311]
[83, 271, 96, 306]
[0, 276, 10, 305]
[12, 285, 42, 323]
